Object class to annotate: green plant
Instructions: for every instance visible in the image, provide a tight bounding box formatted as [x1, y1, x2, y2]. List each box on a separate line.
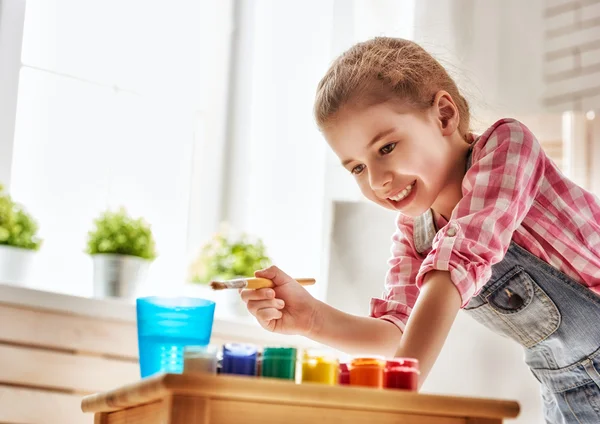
[189, 223, 271, 285]
[0, 184, 42, 250]
[86, 207, 157, 260]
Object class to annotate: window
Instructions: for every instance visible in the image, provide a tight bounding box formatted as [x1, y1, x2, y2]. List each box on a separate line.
[6, 0, 233, 296]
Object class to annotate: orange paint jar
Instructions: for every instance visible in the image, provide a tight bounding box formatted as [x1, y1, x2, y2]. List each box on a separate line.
[349, 357, 385, 388]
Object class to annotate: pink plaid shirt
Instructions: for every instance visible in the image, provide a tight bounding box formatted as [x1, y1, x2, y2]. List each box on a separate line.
[370, 118, 600, 332]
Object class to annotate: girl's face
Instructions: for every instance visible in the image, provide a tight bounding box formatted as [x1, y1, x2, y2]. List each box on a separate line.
[323, 93, 470, 218]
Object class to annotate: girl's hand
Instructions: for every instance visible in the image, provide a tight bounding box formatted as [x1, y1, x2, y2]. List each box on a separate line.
[240, 265, 319, 336]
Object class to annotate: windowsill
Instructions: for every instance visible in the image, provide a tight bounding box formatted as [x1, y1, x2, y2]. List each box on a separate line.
[0, 282, 320, 348]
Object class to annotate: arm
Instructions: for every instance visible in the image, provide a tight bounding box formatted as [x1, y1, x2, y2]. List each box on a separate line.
[309, 300, 402, 357]
[242, 215, 421, 357]
[309, 214, 423, 357]
[394, 270, 461, 388]
[308, 269, 461, 369]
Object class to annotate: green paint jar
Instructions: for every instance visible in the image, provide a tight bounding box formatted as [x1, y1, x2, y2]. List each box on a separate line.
[261, 347, 297, 380]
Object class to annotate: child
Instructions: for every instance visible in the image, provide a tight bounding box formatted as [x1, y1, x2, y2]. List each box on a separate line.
[240, 37, 600, 423]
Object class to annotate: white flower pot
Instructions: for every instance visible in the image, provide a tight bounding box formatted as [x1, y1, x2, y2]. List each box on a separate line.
[0, 245, 35, 286]
[92, 254, 150, 299]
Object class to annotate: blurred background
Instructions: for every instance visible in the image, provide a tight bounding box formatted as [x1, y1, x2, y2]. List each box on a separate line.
[0, 1, 599, 422]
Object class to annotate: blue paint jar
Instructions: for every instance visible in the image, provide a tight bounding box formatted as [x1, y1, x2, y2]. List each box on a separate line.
[221, 343, 258, 376]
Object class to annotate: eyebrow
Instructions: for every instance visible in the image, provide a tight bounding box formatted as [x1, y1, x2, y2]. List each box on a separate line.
[341, 127, 396, 166]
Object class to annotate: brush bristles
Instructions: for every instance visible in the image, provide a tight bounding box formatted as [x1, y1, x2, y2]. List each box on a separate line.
[210, 281, 228, 290]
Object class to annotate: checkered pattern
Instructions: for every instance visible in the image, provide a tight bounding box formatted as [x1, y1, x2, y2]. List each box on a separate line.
[370, 118, 600, 331]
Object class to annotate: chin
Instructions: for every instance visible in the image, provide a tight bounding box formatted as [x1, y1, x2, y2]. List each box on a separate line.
[398, 201, 431, 218]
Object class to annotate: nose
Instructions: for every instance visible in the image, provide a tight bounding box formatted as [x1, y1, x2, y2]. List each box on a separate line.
[368, 166, 392, 191]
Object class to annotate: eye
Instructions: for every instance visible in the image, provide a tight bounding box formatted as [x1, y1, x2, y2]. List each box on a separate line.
[351, 164, 365, 175]
[380, 142, 396, 155]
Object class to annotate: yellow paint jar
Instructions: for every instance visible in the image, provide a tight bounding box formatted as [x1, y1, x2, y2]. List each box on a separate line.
[301, 350, 339, 385]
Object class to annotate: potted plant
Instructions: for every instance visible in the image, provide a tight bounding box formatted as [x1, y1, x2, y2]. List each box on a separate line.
[86, 207, 157, 299]
[188, 223, 271, 316]
[0, 184, 42, 285]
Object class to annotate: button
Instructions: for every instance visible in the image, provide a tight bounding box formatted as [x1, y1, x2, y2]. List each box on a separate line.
[446, 227, 457, 237]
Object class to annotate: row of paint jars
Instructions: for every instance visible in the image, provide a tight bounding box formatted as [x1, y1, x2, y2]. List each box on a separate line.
[182, 343, 419, 391]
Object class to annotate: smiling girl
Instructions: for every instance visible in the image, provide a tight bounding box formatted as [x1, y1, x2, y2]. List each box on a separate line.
[241, 37, 600, 423]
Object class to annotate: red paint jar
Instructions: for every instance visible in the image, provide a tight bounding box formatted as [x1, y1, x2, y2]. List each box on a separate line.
[349, 357, 385, 388]
[338, 363, 350, 385]
[384, 358, 419, 391]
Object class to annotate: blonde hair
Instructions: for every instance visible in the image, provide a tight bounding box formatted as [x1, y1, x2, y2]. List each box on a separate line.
[314, 37, 470, 139]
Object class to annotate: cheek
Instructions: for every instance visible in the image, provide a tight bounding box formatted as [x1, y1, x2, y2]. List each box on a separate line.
[356, 178, 379, 200]
[405, 145, 448, 179]
[357, 178, 373, 195]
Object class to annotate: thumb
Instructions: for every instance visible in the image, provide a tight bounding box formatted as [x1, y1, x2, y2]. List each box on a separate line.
[255, 265, 294, 287]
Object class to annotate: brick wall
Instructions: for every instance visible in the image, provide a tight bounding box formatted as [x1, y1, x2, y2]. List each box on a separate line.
[544, 0, 600, 111]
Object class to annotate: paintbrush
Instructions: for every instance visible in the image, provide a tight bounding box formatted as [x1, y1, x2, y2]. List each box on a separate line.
[210, 277, 316, 290]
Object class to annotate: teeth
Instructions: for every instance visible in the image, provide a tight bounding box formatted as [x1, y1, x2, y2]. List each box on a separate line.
[389, 183, 414, 202]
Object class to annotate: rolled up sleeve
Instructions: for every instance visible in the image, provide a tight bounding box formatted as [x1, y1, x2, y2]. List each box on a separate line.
[416, 119, 545, 306]
[370, 214, 424, 332]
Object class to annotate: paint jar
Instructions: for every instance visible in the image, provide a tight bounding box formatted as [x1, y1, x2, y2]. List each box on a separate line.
[338, 363, 350, 385]
[349, 357, 385, 388]
[221, 343, 258, 376]
[183, 345, 218, 374]
[261, 347, 297, 380]
[301, 350, 339, 385]
[384, 358, 419, 391]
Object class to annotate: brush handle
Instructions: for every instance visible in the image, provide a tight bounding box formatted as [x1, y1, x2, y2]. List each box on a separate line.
[246, 277, 316, 289]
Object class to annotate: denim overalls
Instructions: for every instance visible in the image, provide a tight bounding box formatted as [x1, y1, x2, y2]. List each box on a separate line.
[413, 148, 600, 424]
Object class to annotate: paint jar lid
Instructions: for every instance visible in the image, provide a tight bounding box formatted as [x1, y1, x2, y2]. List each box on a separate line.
[262, 347, 297, 360]
[184, 345, 218, 359]
[385, 357, 419, 370]
[350, 356, 386, 368]
[302, 349, 338, 362]
[223, 343, 258, 357]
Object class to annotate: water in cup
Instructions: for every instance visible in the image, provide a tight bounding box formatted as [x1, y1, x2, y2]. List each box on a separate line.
[136, 296, 216, 378]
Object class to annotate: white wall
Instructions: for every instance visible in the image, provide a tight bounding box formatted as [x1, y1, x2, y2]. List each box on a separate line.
[543, 0, 600, 112]
[412, 0, 545, 119]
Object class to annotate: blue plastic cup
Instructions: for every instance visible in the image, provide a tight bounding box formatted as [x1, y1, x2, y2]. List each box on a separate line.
[136, 296, 216, 378]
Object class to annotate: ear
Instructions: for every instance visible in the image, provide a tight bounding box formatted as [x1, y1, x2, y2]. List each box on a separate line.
[432, 91, 460, 137]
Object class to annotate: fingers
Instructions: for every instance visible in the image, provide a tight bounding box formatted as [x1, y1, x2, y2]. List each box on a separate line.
[245, 298, 285, 329]
[254, 265, 294, 287]
[246, 298, 285, 315]
[256, 307, 283, 322]
[240, 288, 275, 303]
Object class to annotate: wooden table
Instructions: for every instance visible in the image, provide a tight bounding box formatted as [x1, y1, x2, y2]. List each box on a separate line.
[81, 373, 520, 424]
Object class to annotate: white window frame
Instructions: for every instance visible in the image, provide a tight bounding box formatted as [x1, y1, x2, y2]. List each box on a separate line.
[0, 0, 26, 192]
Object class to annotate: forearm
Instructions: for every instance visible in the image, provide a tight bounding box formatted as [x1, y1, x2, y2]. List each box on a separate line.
[308, 300, 402, 357]
[394, 270, 462, 388]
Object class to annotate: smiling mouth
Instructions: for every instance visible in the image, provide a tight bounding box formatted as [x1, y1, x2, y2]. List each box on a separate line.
[387, 181, 416, 202]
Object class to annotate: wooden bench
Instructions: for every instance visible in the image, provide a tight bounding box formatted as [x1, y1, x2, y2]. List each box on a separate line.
[0, 301, 139, 423]
[0, 288, 281, 424]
